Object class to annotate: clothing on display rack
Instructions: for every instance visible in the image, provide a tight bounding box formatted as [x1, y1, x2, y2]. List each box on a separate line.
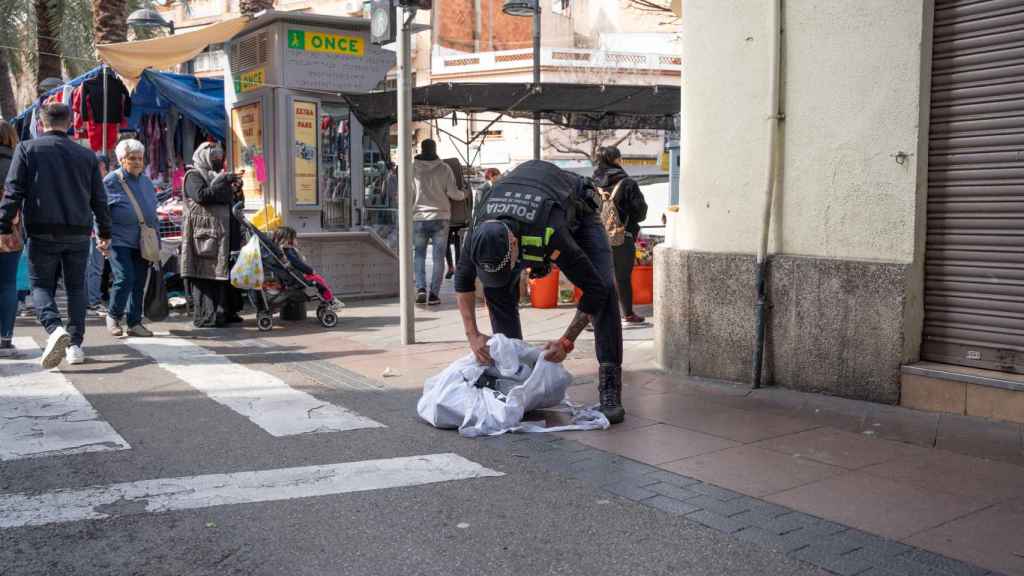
[76, 70, 132, 152]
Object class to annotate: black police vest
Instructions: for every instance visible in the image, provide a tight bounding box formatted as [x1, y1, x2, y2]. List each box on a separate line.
[474, 183, 565, 263]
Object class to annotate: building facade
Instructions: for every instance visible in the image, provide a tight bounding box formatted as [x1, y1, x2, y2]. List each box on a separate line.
[161, 0, 681, 170]
[657, 0, 1023, 423]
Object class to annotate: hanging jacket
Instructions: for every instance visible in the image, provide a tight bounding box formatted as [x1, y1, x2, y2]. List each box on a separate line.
[80, 73, 132, 125]
[592, 165, 647, 237]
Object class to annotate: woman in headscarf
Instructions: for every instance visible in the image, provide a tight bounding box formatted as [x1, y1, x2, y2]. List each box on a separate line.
[180, 142, 244, 327]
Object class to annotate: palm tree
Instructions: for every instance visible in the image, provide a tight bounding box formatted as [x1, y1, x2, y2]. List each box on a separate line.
[92, 0, 129, 46]
[239, 0, 274, 17]
[0, 52, 17, 118]
[34, 0, 62, 87]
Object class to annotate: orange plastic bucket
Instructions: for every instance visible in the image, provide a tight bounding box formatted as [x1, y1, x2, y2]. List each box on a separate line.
[529, 267, 560, 309]
[632, 265, 653, 305]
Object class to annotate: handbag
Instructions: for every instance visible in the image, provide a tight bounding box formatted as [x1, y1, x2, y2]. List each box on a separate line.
[0, 211, 23, 253]
[118, 172, 161, 263]
[143, 263, 169, 322]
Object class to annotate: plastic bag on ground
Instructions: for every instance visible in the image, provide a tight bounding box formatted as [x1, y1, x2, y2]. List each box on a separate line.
[417, 334, 609, 437]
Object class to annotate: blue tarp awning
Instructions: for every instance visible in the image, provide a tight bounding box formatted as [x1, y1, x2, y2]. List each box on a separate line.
[129, 70, 225, 141]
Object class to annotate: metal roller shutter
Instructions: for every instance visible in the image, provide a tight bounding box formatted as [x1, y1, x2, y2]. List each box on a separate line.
[924, 0, 1024, 373]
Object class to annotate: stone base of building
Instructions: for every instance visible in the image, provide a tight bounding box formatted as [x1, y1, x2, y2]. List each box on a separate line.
[901, 363, 1024, 425]
[654, 246, 912, 404]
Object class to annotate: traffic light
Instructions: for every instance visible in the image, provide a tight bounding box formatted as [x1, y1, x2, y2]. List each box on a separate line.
[370, 0, 396, 45]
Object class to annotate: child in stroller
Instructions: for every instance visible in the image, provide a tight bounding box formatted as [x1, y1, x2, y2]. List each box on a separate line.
[273, 226, 342, 308]
[232, 205, 342, 331]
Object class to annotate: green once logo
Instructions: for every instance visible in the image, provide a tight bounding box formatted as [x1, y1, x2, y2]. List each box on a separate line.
[288, 29, 305, 50]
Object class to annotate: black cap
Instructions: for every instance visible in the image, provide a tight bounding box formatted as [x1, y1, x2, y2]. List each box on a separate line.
[472, 220, 516, 288]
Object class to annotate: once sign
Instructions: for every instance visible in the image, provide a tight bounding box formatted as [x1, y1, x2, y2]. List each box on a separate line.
[283, 25, 395, 94]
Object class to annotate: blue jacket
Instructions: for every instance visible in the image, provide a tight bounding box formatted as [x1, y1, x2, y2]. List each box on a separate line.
[0, 131, 111, 238]
[103, 169, 159, 250]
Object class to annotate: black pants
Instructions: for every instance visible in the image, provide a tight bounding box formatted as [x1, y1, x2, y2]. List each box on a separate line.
[26, 237, 90, 346]
[483, 213, 623, 366]
[444, 226, 464, 272]
[611, 234, 635, 317]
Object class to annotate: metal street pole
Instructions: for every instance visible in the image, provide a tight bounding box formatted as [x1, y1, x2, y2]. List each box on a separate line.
[397, 5, 415, 345]
[532, 0, 540, 160]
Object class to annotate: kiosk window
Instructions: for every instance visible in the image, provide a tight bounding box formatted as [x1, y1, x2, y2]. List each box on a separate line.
[363, 136, 395, 226]
[321, 103, 353, 230]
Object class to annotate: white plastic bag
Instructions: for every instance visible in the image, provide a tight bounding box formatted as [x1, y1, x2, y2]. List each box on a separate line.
[417, 334, 609, 437]
[230, 235, 264, 290]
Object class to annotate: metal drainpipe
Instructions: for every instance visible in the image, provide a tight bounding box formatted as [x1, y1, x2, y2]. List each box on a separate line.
[752, 0, 783, 389]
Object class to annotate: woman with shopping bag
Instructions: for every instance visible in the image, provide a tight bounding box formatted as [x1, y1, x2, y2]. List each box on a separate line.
[102, 139, 160, 338]
[180, 143, 245, 328]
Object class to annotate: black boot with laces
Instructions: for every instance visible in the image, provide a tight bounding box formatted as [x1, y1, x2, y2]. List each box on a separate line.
[598, 363, 626, 425]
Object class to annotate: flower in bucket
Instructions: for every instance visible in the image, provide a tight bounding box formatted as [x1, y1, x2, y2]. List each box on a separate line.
[635, 238, 653, 266]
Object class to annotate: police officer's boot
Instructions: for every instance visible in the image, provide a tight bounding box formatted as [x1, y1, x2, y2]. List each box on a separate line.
[598, 363, 625, 425]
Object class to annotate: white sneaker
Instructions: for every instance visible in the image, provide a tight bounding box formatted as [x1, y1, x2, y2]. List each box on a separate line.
[106, 315, 123, 337]
[41, 327, 70, 369]
[66, 345, 85, 365]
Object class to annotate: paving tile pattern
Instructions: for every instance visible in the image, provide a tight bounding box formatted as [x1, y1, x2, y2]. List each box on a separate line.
[485, 433, 1007, 576]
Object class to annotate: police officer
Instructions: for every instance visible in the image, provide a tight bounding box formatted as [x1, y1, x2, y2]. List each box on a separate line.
[453, 160, 625, 424]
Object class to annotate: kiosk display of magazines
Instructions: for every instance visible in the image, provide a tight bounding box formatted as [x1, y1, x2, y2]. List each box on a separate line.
[224, 12, 398, 299]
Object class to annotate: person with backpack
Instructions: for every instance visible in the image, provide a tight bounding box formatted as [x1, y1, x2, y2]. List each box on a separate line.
[452, 160, 627, 425]
[594, 146, 648, 326]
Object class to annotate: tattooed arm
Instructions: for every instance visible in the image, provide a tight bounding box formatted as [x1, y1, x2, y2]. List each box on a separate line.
[543, 310, 591, 363]
[563, 310, 591, 343]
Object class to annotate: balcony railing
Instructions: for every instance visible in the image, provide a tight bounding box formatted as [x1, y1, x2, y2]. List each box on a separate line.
[432, 46, 681, 77]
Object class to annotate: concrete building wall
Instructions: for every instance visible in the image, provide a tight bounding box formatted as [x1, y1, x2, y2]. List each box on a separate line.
[674, 0, 928, 262]
[658, 0, 933, 403]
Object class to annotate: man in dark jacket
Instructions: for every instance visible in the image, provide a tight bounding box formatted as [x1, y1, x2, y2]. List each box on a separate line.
[594, 146, 648, 325]
[0, 103, 112, 369]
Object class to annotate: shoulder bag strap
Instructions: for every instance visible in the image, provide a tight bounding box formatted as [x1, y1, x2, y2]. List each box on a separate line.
[610, 181, 627, 228]
[117, 172, 148, 226]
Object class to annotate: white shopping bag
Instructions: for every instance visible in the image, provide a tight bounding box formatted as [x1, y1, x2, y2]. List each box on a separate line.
[417, 334, 609, 437]
[230, 235, 264, 290]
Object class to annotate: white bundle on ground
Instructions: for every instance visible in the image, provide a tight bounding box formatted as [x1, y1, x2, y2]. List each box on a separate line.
[417, 334, 609, 437]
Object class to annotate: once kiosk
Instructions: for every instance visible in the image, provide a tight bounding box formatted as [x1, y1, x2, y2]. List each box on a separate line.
[224, 12, 399, 299]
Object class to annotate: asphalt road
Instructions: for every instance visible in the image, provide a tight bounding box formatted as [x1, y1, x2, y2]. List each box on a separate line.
[0, 320, 826, 576]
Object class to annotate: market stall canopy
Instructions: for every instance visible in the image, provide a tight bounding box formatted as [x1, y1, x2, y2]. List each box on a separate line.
[343, 83, 680, 131]
[129, 70, 226, 141]
[96, 17, 249, 89]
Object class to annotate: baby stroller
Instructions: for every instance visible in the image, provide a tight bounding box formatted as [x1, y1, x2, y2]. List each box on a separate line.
[231, 204, 342, 331]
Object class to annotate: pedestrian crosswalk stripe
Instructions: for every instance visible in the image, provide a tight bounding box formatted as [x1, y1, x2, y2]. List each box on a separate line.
[0, 337, 130, 461]
[122, 336, 384, 437]
[0, 453, 503, 529]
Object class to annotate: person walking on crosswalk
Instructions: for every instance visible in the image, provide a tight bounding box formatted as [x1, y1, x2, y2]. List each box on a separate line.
[0, 103, 112, 368]
[0, 121, 20, 358]
[103, 139, 159, 339]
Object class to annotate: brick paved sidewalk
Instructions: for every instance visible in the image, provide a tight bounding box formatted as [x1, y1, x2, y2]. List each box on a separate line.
[226, 297, 1024, 576]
